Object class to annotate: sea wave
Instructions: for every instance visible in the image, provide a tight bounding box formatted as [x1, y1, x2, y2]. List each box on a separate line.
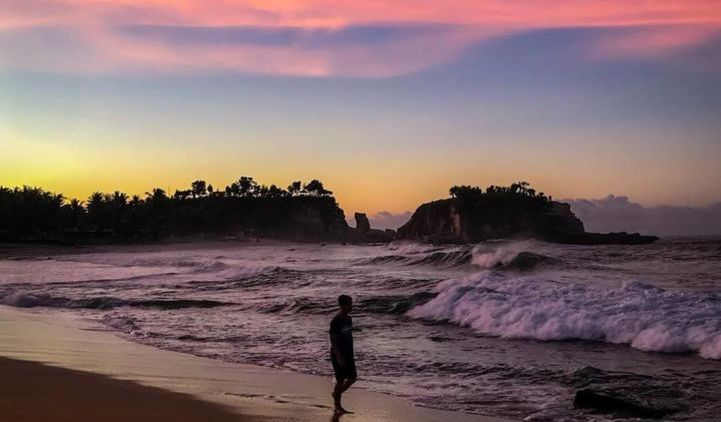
[357, 241, 555, 271]
[355, 250, 471, 267]
[407, 272, 721, 359]
[0, 291, 228, 310]
[471, 242, 556, 271]
[254, 292, 436, 316]
[386, 241, 443, 255]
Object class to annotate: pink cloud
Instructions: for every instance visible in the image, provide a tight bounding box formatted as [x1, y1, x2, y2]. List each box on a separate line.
[587, 25, 721, 59]
[1, 0, 720, 76]
[5, 1, 721, 29]
[0, 24, 489, 77]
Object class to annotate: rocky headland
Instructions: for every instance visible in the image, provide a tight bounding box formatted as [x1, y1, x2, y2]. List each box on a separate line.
[397, 183, 657, 245]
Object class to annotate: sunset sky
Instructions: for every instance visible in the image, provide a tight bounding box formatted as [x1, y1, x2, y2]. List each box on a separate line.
[2, 1, 720, 217]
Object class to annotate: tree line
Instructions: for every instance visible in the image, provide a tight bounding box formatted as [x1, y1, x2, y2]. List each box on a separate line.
[449, 181, 552, 204]
[0, 178, 345, 243]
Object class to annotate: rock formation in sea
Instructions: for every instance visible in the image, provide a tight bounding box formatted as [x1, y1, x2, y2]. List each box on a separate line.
[349, 212, 396, 243]
[397, 183, 658, 245]
[354, 213, 371, 234]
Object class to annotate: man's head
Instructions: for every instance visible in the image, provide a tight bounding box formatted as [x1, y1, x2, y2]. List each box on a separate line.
[337, 294, 352, 314]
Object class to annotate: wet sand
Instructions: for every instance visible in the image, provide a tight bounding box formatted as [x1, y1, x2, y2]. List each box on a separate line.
[0, 357, 257, 422]
[0, 306, 514, 422]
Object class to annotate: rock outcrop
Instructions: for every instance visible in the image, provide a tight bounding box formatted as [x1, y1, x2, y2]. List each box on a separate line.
[354, 213, 371, 233]
[348, 212, 396, 243]
[398, 194, 657, 245]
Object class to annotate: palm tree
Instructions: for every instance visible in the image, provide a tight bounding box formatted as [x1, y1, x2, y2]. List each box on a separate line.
[111, 191, 128, 207]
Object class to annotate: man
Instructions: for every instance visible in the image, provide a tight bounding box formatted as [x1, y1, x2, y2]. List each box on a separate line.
[329, 294, 356, 414]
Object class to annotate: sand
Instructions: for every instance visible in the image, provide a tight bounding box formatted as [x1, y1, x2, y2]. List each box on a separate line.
[0, 357, 257, 422]
[0, 306, 514, 422]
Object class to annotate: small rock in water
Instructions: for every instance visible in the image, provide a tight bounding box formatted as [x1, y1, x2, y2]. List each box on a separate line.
[574, 387, 690, 419]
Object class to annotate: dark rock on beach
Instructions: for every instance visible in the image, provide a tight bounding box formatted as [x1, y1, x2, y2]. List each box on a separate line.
[574, 388, 690, 419]
[569, 366, 690, 419]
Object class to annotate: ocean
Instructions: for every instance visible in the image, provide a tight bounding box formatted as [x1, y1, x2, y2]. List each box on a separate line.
[1, 238, 720, 421]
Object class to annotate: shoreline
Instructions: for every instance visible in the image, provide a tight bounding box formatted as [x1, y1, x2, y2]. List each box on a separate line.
[0, 239, 305, 260]
[0, 306, 514, 422]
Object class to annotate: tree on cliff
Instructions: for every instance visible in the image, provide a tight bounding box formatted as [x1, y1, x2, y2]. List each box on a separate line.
[304, 179, 332, 196]
[191, 180, 207, 198]
[451, 182, 550, 204]
[449, 185, 483, 200]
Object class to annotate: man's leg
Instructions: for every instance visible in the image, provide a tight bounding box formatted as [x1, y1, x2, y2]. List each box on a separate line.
[333, 377, 356, 413]
[340, 377, 355, 393]
[333, 380, 346, 412]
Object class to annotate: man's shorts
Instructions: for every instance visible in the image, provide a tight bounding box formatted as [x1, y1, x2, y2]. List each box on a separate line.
[331, 354, 357, 382]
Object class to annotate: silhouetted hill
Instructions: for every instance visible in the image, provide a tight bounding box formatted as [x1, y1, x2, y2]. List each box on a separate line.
[0, 178, 348, 243]
[0, 180, 658, 245]
[398, 182, 658, 245]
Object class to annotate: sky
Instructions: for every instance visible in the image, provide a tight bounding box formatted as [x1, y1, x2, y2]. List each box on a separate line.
[2, 1, 721, 226]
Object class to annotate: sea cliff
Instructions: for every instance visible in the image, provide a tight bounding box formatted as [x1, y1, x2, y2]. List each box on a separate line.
[398, 184, 657, 245]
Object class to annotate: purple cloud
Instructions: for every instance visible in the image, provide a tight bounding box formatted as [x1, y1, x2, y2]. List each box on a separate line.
[567, 195, 721, 236]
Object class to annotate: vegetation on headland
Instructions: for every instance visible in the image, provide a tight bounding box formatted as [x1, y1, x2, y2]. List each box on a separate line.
[0, 178, 347, 243]
[449, 181, 552, 206]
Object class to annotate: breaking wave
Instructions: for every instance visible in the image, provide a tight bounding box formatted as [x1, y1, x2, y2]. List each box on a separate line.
[357, 241, 555, 271]
[407, 272, 721, 359]
[355, 249, 471, 267]
[471, 242, 556, 271]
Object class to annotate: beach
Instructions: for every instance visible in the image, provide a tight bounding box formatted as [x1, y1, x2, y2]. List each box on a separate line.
[0, 357, 255, 422]
[0, 305, 511, 422]
[1, 239, 720, 421]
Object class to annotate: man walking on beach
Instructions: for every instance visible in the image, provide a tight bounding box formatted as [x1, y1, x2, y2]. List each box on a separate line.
[329, 294, 356, 414]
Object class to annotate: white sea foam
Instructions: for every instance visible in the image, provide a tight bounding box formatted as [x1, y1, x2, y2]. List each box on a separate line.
[101, 314, 144, 335]
[407, 271, 721, 359]
[386, 241, 440, 255]
[471, 241, 535, 268]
